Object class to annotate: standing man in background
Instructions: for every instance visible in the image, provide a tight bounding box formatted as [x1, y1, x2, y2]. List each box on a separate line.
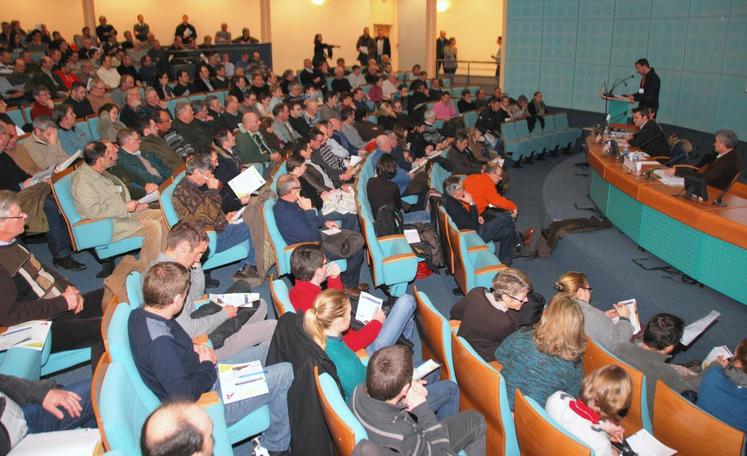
[436, 31, 448, 76]
[625, 58, 660, 117]
[375, 29, 391, 63]
[133, 15, 149, 43]
[491, 36, 502, 83]
[175, 15, 197, 46]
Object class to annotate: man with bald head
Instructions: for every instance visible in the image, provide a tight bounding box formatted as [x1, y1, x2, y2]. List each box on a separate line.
[236, 111, 273, 166]
[141, 400, 213, 456]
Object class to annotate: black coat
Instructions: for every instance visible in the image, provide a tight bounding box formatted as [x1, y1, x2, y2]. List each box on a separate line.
[441, 193, 479, 231]
[267, 313, 342, 456]
[700, 149, 740, 190]
[633, 68, 660, 113]
[628, 120, 668, 157]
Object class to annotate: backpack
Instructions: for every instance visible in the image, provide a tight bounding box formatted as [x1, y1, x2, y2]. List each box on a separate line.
[373, 204, 443, 271]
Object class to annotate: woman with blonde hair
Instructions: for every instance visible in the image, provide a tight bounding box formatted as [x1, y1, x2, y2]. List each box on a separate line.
[546, 364, 632, 456]
[555, 271, 634, 350]
[495, 294, 587, 410]
[304, 289, 459, 418]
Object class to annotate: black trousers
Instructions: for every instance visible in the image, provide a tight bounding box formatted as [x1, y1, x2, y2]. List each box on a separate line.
[50, 288, 105, 368]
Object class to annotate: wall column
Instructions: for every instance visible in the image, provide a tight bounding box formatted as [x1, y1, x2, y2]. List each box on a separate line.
[424, 0, 437, 76]
[259, 0, 272, 43]
[82, 0, 96, 31]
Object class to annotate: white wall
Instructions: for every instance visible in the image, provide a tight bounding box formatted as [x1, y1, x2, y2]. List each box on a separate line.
[437, 0, 503, 76]
[397, 0, 427, 73]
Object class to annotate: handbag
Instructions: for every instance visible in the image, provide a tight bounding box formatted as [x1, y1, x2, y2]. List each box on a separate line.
[321, 229, 365, 258]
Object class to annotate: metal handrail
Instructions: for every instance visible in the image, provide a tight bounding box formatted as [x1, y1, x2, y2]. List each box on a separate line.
[436, 59, 498, 84]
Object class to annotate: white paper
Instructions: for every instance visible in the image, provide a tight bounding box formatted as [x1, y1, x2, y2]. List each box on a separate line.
[26, 165, 55, 187]
[413, 359, 440, 381]
[610, 299, 641, 334]
[137, 191, 159, 205]
[404, 229, 421, 244]
[626, 429, 676, 456]
[55, 149, 81, 172]
[653, 169, 685, 187]
[358, 46, 368, 54]
[228, 166, 266, 198]
[680, 310, 720, 346]
[348, 155, 362, 167]
[321, 227, 341, 235]
[230, 206, 246, 224]
[0, 320, 51, 352]
[702, 345, 733, 369]
[355, 292, 383, 324]
[237, 122, 247, 134]
[15, 125, 25, 136]
[208, 293, 259, 308]
[218, 361, 269, 404]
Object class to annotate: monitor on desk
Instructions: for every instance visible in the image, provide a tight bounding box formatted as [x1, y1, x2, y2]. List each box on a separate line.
[684, 174, 709, 202]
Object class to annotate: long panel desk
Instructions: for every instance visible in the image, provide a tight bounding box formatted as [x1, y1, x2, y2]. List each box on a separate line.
[586, 136, 747, 305]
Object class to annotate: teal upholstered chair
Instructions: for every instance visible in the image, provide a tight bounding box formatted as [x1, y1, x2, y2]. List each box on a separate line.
[86, 116, 100, 140]
[188, 93, 206, 103]
[0, 334, 45, 379]
[159, 172, 250, 271]
[6, 106, 25, 127]
[125, 271, 144, 308]
[359, 212, 418, 297]
[553, 112, 581, 151]
[105, 303, 270, 451]
[314, 368, 368, 456]
[511, 119, 546, 162]
[514, 390, 593, 455]
[463, 110, 478, 129]
[269, 278, 296, 317]
[429, 162, 450, 193]
[51, 167, 145, 264]
[271, 161, 287, 194]
[413, 288, 456, 383]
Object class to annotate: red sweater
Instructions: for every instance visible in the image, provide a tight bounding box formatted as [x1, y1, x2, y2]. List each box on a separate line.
[289, 277, 382, 351]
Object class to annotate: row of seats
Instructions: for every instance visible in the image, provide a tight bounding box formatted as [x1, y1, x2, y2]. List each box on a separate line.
[501, 112, 580, 164]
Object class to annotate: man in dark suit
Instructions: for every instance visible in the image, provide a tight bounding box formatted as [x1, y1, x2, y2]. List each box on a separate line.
[436, 31, 448, 76]
[625, 58, 660, 115]
[375, 29, 391, 63]
[628, 107, 668, 157]
[669, 129, 741, 191]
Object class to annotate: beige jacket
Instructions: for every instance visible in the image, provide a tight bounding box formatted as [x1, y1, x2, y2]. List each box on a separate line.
[12, 135, 69, 174]
[71, 163, 142, 241]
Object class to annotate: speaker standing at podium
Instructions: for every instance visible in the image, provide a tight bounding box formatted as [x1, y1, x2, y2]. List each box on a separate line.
[623, 58, 660, 116]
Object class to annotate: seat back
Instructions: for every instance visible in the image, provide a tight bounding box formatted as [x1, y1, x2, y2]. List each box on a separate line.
[514, 389, 592, 456]
[6, 106, 26, 127]
[271, 161, 287, 194]
[444, 214, 470, 293]
[159, 172, 186, 228]
[463, 110, 478, 129]
[582, 339, 650, 435]
[50, 167, 83, 250]
[555, 112, 570, 130]
[314, 367, 367, 456]
[87, 116, 100, 140]
[189, 93, 206, 103]
[167, 96, 189, 116]
[262, 198, 288, 274]
[126, 271, 144, 308]
[653, 380, 745, 456]
[542, 114, 557, 133]
[436, 207, 455, 273]
[513, 119, 531, 138]
[500, 121, 516, 142]
[413, 287, 454, 381]
[269, 278, 295, 317]
[451, 334, 518, 456]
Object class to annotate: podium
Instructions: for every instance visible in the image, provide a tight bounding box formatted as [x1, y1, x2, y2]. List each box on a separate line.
[608, 99, 631, 124]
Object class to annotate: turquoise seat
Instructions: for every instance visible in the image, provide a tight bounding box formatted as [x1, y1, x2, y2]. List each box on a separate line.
[126, 271, 144, 307]
[430, 163, 450, 192]
[52, 170, 145, 261]
[262, 198, 346, 277]
[365, 101, 375, 111]
[516, 391, 595, 455]
[359, 211, 418, 297]
[271, 161, 287, 193]
[315, 370, 368, 453]
[215, 90, 227, 104]
[87, 116, 100, 140]
[433, 119, 444, 129]
[22, 106, 32, 124]
[160, 172, 250, 271]
[269, 278, 295, 317]
[106, 303, 270, 452]
[189, 93, 206, 103]
[502, 120, 542, 163]
[538, 114, 562, 153]
[0, 335, 45, 379]
[468, 86, 480, 96]
[414, 289, 456, 383]
[553, 112, 581, 151]
[463, 110, 478, 129]
[367, 115, 378, 124]
[361, 85, 371, 96]
[442, 208, 502, 293]
[7, 107, 25, 127]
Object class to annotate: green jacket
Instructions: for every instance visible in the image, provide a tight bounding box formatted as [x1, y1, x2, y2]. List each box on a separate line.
[235, 131, 270, 165]
[140, 134, 184, 170]
[115, 149, 172, 186]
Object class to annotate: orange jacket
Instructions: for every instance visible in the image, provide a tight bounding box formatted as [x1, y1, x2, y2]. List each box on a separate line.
[464, 173, 517, 214]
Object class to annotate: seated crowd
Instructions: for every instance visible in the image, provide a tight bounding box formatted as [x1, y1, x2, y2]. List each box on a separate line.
[0, 14, 744, 456]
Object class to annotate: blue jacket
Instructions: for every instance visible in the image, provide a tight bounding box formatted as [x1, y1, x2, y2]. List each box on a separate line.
[697, 365, 747, 433]
[273, 198, 322, 245]
[58, 125, 92, 155]
[128, 307, 217, 401]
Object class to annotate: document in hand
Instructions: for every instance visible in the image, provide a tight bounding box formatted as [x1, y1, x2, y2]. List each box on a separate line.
[344, 155, 362, 167]
[0, 320, 52, 352]
[229, 206, 246, 224]
[55, 149, 82, 173]
[208, 293, 260, 308]
[228, 166, 266, 198]
[625, 429, 676, 456]
[702, 345, 733, 369]
[413, 359, 441, 381]
[218, 361, 269, 404]
[355, 292, 383, 324]
[680, 310, 720, 346]
[138, 191, 160, 205]
[26, 165, 55, 187]
[611, 299, 641, 334]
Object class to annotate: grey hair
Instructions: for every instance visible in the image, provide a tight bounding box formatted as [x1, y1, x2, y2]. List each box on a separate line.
[32, 115, 56, 131]
[277, 174, 300, 197]
[0, 190, 20, 219]
[715, 129, 738, 149]
[144, 87, 158, 98]
[116, 128, 138, 146]
[186, 151, 213, 175]
[443, 175, 464, 196]
[174, 102, 191, 116]
[423, 109, 436, 122]
[205, 95, 219, 105]
[190, 100, 207, 114]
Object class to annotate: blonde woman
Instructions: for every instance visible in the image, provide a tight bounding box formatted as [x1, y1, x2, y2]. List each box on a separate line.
[304, 289, 459, 418]
[555, 271, 634, 350]
[546, 365, 632, 456]
[495, 294, 587, 410]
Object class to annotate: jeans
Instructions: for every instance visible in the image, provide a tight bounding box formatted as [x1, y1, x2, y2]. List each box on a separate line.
[217, 343, 293, 452]
[216, 223, 255, 266]
[22, 379, 97, 433]
[323, 244, 364, 288]
[403, 210, 431, 225]
[424, 378, 460, 420]
[442, 410, 487, 456]
[366, 294, 416, 355]
[43, 194, 72, 259]
[477, 211, 519, 265]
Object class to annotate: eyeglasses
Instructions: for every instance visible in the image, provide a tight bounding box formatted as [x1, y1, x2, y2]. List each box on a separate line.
[505, 293, 528, 303]
[0, 212, 27, 220]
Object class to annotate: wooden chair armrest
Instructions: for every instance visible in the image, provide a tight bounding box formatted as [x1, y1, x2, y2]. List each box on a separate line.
[355, 349, 369, 360]
[488, 360, 503, 372]
[283, 241, 320, 252]
[650, 156, 670, 161]
[459, 229, 478, 235]
[196, 391, 220, 407]
[192, 334, 209, 345]
[474, 264, 507, 275]
[449, 320, 460, 331]
[382, 253, 418, 264]
[92, 441, 105, 456]
[672, 164, 699, 170]
[74, 218, 101, 226]
[467, 245, 489, 253]
[378, 234, 407, 242]
[0, 327, 7, 334]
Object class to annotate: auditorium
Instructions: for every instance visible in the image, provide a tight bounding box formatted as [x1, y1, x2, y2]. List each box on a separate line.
[0, 0, 745, 454]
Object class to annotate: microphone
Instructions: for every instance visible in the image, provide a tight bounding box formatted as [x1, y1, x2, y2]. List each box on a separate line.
[713, 171, 743, 207]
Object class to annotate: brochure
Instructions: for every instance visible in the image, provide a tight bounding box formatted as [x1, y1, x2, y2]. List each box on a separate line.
[625, 429, 676, 456]
[208, 293, 260, 308]
[355, 292, 383, 324]
[413, 359, 441, 381]
[702, 345, 733, 369]
[218, 361, 269, 404]
[0, 320, 51, 352]
[138, 191, 160, 205]
[404, 229, 421, 244]
[680, 310, 720, 346]
[228, 165, 266, 198]
[610, 299, 641, 334]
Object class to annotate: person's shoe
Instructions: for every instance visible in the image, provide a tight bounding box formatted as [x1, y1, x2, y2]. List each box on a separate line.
[53, 255, 86, 271]
[232, 265, 260, 282]
[521, 227, 536, 246]
[514, 245, 537, 259]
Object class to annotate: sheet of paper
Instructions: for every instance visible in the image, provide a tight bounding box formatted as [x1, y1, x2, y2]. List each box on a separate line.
[404, 229, 421, 244]
[229, 206, 246, 224]
[413, 359, 441, 381]
[347, 155, 362, 167]
[702, 345, 733, 369]
[15, 125, 25, 136]
[0, 320, 51, 352]
[611, 299, 641, 334]
[358, 46, 368, 54]
[355, 292, 383, 324]
[626, 429, 676, 456]
[138, 191, 159, 205]
[208, 293, 259, 308]
[681, 310, 720, 346]
[321, 227, 341, 236]
[55, 149, 81, 172]
[26, 165, 55, 187]
[218, 361, 269, 404]
[228, 165, 266, 198]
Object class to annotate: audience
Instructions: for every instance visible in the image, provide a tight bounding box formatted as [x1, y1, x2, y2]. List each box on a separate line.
[141, 400, 213, 456]
[697, 339, 747, 433]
